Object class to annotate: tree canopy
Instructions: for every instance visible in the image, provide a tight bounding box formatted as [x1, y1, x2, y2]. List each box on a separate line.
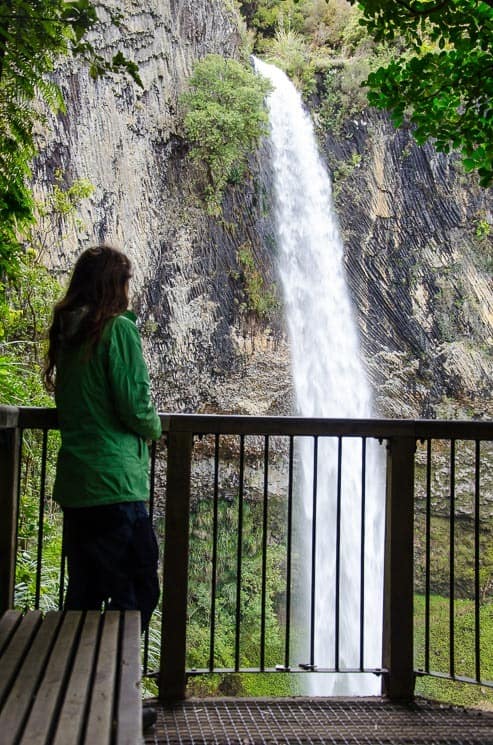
[350, 0, 493, 186]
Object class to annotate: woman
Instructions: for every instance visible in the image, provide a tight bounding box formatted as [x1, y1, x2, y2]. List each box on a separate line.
[45, 245, 162, 631]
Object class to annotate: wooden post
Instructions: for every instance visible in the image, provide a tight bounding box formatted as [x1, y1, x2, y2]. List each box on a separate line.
[159, 430, 193, 702]
[382, 435, 416, 700]
[0, 406, 20, 615]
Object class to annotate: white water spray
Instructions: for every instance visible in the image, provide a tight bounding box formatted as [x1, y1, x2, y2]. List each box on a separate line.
[254, 58, 385, 695]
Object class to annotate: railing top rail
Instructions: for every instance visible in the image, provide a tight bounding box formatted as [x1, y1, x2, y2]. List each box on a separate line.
[1, 406, 492, 440]
[162, 413, 493, 440]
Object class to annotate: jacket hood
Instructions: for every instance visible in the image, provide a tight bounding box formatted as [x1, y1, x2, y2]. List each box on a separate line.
[58, 306, 91, 343]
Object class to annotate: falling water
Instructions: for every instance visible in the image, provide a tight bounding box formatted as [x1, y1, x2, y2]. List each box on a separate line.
[254, 58, 385, 695]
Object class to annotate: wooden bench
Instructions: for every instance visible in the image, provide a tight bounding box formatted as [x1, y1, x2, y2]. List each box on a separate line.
[0, 610, 142, 745]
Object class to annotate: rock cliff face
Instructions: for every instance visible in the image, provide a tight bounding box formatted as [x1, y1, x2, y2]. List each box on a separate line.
[35, 0, 240, 284]
[34, 0, 289, 416]
[322, 113, 493, 419]
[32, 0, 492, 421]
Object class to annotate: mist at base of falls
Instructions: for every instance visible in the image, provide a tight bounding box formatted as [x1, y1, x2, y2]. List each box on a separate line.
[254, 57, 385, 696]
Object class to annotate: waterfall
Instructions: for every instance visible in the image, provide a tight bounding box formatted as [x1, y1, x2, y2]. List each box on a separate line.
[254, 58, 385, 696]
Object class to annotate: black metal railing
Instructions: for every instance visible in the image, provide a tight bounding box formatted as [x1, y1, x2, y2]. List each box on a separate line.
[413, 435, 493, 691]
[0, 406, 492, 702]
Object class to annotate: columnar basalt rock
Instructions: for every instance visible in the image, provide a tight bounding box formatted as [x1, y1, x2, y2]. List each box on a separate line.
[35, 0, 240, 275]
[322, 114, 493, 419]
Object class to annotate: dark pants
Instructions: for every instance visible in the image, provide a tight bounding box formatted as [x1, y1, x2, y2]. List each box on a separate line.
[62, 501, 160, 631]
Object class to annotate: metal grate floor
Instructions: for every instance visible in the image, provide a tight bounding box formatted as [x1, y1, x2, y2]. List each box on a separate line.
[143, 697, 493, 744]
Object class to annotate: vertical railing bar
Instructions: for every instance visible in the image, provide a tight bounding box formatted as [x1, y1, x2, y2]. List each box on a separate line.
[474, 439, 481, 683]
[335, 436, 342, 671]
[0, 410, 21, 615]
[284, 435, 294, 670]
[16, 428, 23, 518]
[260, 435, 269, 671]
[34, 428, 48, 610]
[424, 438, 432, 673]
[449, 439, 456, 679]
[209, 434, 220, 673]
[382, 435, 416, 700]
[143, 438, 158, 675]
[235, 434, 245, 672]
[15, 429, 24, 608]
[359, 437, 367, 671]
[310, 436, 318, 668]
[159, 429, 193, 701]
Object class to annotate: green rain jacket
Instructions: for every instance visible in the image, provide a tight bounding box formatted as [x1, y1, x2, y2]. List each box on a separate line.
[53, 310, 162, 508]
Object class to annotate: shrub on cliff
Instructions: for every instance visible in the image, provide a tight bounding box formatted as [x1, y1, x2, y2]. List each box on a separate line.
[181, 54, 272, 214]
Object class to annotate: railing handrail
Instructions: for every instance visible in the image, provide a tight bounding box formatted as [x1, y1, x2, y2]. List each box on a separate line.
[2, 405, 493, 441]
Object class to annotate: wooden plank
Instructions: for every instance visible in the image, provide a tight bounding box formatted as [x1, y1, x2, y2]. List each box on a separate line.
[0, 611, 42, 708]
[0, 611, 22, 656]
[83, 611, 120, 745]
[0, 612, 62, 742]
[115, 611, 142, 745]
[52, 611, 100, 745]
[20, 611, 82, 745]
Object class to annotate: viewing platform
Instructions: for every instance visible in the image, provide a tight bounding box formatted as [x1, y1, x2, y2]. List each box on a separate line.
[143, 696, 493, 744]
[1, 406, 492, 743]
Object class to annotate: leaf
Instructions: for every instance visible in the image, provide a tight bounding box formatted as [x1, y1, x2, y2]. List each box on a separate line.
[354, 0, 493, 187]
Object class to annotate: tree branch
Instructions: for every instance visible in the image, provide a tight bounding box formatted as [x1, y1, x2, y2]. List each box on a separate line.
[394, 0, 493, 15]
[393, 0, 454, 17]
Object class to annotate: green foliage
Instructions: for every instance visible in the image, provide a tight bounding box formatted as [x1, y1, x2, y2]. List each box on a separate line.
[264, 27, 315, 92]
[474, 214, 491, 241]
[183, 466, 291, 697]
[302, 0, 360, 51]
[414, 594, 493, 708]
[187, 494, 286, 670]
[15, 467, 63, 612]
[33, 170, 94, 261]
[181, 55, 272, 214]
[318, 58, 371, 132]
[240, 0, 306, 40]
[187, 671, 298, 697]
[0, 0, 141, 278]
[414, 512, 493, 602]
[331, 152, 362, 197]
[234, 243, 279, 319]
[240, 0, 386, 104]
[241, 1, 493, 185]
[0, 175, 93, 406]
[350, 0, 493, 186]
[241, 0, 372, 57]
[0, 256, 60, 405]
[472, 212, 493, 273]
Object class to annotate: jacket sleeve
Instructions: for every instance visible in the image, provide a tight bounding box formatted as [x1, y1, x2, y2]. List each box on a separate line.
[107, 316, 162, 440]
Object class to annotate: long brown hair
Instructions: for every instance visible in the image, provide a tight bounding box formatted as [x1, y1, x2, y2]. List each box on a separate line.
[44, 245, 132, 390]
